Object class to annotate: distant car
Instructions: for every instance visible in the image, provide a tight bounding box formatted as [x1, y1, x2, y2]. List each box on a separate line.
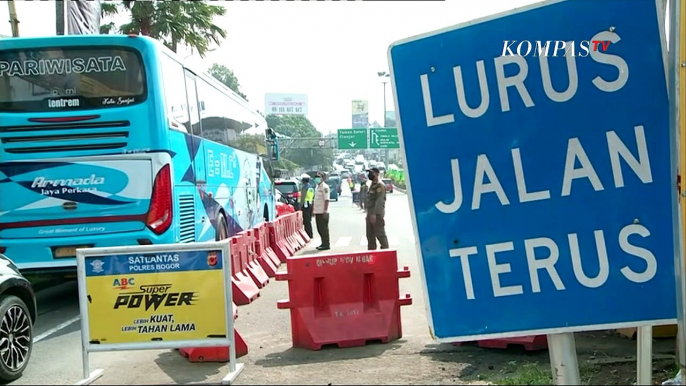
[275, 180, 301, 210]
[328, 176, 342, 195]
[0, 254, 36, 382]
[382, 178, 393, 193]
[340, 170, 350, 179]
[326, 179, 340, 201]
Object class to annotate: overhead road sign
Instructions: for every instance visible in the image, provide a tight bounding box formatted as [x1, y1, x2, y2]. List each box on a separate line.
[370, 128, 400, 149]
[389, 0, 676, 342]
[337, 128, 368, 150]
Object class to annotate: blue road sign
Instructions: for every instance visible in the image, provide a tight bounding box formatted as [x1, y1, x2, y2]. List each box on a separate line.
[388, 0, 676, 342]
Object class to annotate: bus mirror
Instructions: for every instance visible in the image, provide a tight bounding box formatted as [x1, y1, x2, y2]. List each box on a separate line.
[266, 128, 277, 140]
[268, 141, 279, 162]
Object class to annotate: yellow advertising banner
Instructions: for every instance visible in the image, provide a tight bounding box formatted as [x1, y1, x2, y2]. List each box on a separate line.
[84, 249, 227, 344]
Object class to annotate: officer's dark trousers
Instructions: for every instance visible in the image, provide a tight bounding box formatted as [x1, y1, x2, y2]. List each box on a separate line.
[315, 213, 330, 247]
[301, 206, 313, 238]
[366, 215, 389, 250]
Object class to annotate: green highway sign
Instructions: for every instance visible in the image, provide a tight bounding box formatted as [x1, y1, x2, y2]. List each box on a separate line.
[337, 128, 368, 149]
[369, 128, 400, 149]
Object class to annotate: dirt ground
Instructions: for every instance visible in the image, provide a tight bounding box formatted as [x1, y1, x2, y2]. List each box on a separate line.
[453, 331, 677, 385]
[228, 276, 677, 386]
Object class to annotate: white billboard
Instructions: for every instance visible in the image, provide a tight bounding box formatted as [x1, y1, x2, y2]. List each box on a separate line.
[265, 93, 308, 116]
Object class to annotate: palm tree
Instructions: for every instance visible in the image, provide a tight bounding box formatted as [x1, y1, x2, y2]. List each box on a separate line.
[101, 1, 227, 57]
[99, 2, 119, 34]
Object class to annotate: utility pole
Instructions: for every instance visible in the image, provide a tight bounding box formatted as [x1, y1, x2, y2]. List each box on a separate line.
[8, 0, 19, 37]
[55, 0, 68, 35]
[378, 71, 391, 162]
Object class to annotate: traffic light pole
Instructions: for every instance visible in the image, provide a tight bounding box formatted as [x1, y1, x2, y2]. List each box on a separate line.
[277, 137, 337, 150]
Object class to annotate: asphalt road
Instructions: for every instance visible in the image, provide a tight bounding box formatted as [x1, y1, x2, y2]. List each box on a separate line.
[17, 183, 450, 385]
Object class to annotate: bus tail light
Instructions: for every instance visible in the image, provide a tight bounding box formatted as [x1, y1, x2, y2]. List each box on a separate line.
[146, 164, 172, 235]
[0, 247, 5, 254]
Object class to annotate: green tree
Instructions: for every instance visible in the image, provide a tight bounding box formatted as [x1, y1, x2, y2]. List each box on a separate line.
[100, 3, 119, 34]
[229, 133, 299, 175]
[100, 1, 226, 57]
[208, 64, 248, 100]
[275, 158, 300, 172]
[266, 114, 334, 169]
[228, 133, 265, 155]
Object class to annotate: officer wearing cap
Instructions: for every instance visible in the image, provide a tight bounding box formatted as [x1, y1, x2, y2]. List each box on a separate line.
[365, 167, 389, 250]
[299, 173, 315, 238]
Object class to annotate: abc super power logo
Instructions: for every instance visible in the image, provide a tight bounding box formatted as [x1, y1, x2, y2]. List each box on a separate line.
[84, 250, 226, 344]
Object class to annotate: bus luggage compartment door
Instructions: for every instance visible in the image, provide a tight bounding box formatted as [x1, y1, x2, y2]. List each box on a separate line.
[0, 159, 154, 239]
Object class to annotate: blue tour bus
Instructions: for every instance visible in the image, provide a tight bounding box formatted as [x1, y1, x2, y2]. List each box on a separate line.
[0, 35, 276, 272]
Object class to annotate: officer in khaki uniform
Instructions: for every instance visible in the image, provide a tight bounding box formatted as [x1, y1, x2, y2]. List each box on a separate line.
[365, 167, 389, 250]
[359, 179, 368, 210]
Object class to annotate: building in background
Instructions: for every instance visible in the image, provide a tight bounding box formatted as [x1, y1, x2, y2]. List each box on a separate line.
[265, 93, 308, 116]
[352, 99, 368, 128]
[385, 110, 396, 127]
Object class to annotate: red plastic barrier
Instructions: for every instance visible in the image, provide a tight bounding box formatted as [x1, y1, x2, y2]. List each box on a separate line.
[259, 222, 282, 268]
[277, 215, 295, 256]
[254, 223, 279, 277]
[295, 211, 311, 243]
[452, 335, 548, 351]
[291, 213, 307, 249]
[230, 234, 260, 305]
[276, 202, 295, 217]
[276, 250, 412, 350]
[178, 302, 248, 361]
[239, 229, 269, 288]
[269, 220, 291, 262]
[283, 214, 300, 252]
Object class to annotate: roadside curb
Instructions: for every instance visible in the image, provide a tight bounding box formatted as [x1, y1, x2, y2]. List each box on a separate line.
[393, 185, 406, 194]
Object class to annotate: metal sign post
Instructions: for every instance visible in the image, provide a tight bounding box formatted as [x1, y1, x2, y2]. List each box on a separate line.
[637, 326, 654, 385]
[75, 240, 243, 385]
[388, 0, 674, 384]
[669, 0, 686, 383]
[548, 333, 580, 384]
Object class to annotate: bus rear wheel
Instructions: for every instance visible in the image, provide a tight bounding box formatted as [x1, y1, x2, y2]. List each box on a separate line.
[216, 214, 229, 241]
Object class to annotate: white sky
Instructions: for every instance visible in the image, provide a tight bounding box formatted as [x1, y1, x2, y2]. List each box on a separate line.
[0, 0, 670, 134]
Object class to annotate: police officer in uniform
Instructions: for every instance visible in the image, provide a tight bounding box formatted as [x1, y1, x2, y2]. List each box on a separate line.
[365, 167, 389, 250]
[359, 177, 368, 210]
[298, 173, 315, 238]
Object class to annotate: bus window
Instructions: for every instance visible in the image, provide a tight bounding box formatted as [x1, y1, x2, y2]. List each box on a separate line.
[160, 54, 189, 131]
[197, 77, 229, 145]
[0, 47, 146, 112]
[184, 71, 202, 136]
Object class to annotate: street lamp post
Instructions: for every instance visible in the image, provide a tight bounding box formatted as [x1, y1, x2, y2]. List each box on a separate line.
[377, 71, 390, 127]
[377, 71, 391, 161]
